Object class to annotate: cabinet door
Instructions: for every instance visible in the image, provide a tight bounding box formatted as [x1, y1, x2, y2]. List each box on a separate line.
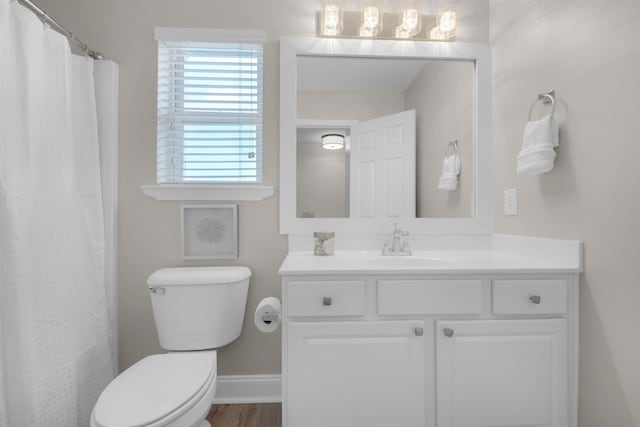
[288, 321, 426, 427]
[436, 319, 567, 427]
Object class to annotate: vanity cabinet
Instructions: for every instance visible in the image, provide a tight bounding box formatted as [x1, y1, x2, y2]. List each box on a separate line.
[288, 321, 426, 427]
[281, 274, 579, 427]
[435, 319, 567, 427]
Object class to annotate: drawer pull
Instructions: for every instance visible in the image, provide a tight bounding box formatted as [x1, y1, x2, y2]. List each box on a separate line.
[529, 295, 542, 304]
[443, 328, 455, 338]
[414, 327, 424, 337]
[322, 297, 333, 306]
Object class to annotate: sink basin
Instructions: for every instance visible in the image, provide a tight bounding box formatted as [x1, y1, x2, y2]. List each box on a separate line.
[363, 256, 450, 267]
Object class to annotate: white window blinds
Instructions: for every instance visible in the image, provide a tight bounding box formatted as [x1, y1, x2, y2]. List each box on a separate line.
[156, 32, 263, 184]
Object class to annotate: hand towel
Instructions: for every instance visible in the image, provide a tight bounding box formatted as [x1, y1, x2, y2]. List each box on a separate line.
[438, 153, 461, 191]
[517, 114, 560, 175]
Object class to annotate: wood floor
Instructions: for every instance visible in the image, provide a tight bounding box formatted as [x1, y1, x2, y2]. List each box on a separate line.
[206, 403, 282, 427]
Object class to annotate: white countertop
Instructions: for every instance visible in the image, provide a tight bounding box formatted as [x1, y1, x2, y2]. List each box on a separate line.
[279, 248, 582, 276]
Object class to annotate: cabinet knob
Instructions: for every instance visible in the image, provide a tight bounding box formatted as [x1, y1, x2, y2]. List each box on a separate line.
[529, 295, 542, 304]
[414, 327, 424, 337]
[322, 297, 332, 306]
[443, 328, 454, 338]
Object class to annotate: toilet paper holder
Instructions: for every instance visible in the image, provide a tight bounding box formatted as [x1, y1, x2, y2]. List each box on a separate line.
[255, 297, 282, 333]
[261, 312, 281, 324]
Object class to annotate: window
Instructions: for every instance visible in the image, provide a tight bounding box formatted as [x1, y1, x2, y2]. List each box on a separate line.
[156, 29, 263, 184]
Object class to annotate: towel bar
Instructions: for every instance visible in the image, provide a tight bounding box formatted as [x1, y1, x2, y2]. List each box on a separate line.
[528, 90, 556, 121]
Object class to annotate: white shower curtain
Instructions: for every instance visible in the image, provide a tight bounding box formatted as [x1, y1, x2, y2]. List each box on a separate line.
[0, 1, 115, 426]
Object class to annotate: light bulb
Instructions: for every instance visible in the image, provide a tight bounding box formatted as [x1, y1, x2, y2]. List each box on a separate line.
[395, 26, 412, 38]
[363, 6, 380, 28]
[438, 5, 457, 33]
[395, 3, 421, 39]
[429, 25, 455, 41]
[401, 8, 419, 32]
[359, 1, 382, 37]
[324, 5, 340, 27]
[322, 1, 343, 36]
[358, 26, 373, 37]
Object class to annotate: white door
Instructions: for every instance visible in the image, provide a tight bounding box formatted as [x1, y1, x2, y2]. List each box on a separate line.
[436, 319, 568, 427]
[288, 321, 426, 427]
[350, 110, 416, 218]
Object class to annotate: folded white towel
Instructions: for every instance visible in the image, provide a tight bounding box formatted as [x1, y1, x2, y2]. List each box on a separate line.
[517, 114, 560, 175]
[438, 153, 461, 191]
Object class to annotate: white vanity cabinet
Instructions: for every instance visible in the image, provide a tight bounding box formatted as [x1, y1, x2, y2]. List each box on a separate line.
[288, 320, 426, 427]
[281, 274, 579, 427]
[435, 319, 568, 427]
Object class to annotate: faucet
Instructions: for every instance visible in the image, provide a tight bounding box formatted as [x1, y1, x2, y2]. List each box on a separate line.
[382, 223, 412, 256]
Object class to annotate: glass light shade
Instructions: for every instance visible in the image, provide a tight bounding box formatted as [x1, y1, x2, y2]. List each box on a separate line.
[437, 5, 457, 33]
[399, 0, 421, 33]
[359, 1, 382, 37]
[395, 26, 412, 38]
[402, 8, 420, 31]
[321, 134, 345, 150]
[429, 25, 452, 41]
[363, 6, 380, 27]
[322, 1, 343, 36]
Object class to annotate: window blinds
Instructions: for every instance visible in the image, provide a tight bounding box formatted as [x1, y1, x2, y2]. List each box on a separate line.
[157, 39, 263, 183]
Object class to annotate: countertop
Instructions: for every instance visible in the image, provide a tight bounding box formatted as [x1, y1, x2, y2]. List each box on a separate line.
[278, 249, 582, 276]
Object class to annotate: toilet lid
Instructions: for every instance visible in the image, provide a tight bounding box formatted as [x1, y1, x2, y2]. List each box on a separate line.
[93, 351, 216, 427]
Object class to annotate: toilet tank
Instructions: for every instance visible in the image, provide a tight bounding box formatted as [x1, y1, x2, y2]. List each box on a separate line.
[147, 266, 251, 351]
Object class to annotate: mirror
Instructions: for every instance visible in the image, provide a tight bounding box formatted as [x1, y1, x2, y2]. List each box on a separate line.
[296, 55, 475, 219]
[280, 38, 492, 235]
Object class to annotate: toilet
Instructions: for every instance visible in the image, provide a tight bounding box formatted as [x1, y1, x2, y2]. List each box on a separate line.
[91, 266, 251, 427]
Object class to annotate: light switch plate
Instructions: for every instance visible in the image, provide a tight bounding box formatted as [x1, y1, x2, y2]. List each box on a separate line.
[504, 189, 518, 216]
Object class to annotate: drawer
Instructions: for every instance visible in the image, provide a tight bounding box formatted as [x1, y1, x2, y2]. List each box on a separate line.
[287, 281, 366, 317]
[493, 279, 567, 315]
[378, 280, 483, 315]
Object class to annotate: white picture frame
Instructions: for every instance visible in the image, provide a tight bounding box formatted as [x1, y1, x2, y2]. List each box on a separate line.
[181, 205, 238, 260]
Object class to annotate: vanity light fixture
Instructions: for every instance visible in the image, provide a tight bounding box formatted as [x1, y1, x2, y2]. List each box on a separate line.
[395, 0, 421, 39]
[321, 134, 345, 150]
[321, 0, 343, 36]
[316, 1, 457, 41]
[359, 0, 383, 37]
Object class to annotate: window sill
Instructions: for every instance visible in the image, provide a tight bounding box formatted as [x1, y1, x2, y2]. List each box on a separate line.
[141, 184, 274, 201]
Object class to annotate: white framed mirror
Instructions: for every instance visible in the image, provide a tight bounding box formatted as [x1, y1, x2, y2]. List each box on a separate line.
[280, 37, 492, 235]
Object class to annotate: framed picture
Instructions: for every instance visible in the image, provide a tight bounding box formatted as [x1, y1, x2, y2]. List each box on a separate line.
[181, 205, 238, 260]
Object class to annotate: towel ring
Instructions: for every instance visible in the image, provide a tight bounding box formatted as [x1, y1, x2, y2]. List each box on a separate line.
[446, 140, 459, 157]
[528, 90, 556, 121]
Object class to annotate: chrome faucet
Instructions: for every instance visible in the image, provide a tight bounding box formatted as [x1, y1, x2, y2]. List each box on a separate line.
[382, 223, 412, 256]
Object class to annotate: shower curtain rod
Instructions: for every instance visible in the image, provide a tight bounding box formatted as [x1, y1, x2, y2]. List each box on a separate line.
[17, 0, 104, 59]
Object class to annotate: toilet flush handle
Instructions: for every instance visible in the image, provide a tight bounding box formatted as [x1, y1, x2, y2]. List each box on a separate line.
[149, 287, 166, 295]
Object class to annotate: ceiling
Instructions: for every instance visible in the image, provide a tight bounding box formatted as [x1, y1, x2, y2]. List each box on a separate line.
[297, 55, 432, 92]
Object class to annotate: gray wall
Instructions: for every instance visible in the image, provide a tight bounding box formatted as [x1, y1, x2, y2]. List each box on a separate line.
[491, 0, 640, 425]
[297, 90, 406, 121]
[405, 61, 474, 218]
[36, 0, 489, 376]
[297, 141, 348, 218]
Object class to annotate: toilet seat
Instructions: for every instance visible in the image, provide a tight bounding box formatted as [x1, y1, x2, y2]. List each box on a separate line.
[92, 351, 217, 427]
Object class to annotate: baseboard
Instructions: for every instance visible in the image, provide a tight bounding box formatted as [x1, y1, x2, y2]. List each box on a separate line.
[213, 374, 282, 404]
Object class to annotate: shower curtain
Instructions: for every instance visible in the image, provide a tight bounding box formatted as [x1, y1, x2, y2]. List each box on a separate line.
[0, 0, 115, 426]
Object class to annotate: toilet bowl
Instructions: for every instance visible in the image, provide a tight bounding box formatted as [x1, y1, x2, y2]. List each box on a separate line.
[91, 351, 217, 427]
[91, 267, 251, 427]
